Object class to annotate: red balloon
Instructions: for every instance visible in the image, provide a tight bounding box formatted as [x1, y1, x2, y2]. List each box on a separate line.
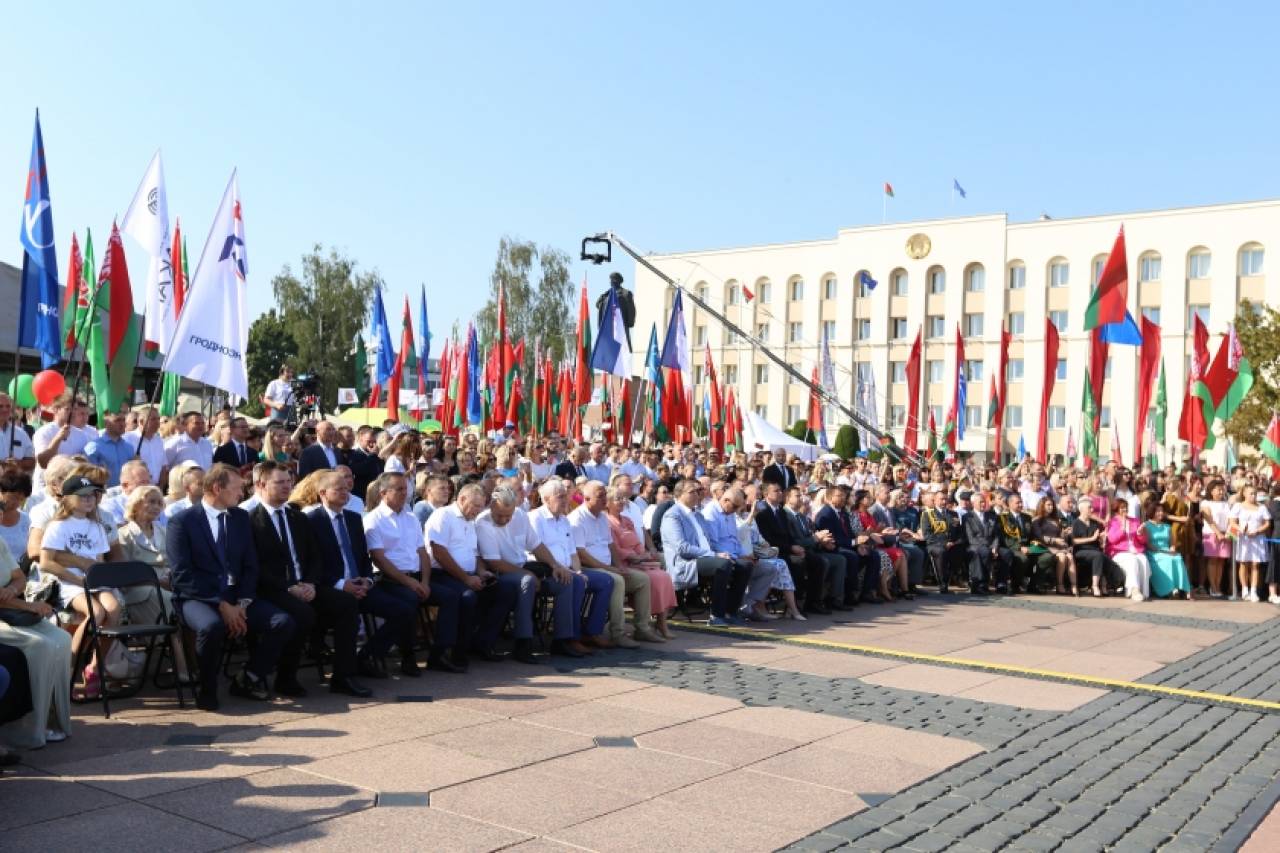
[31, 370, 66, 406]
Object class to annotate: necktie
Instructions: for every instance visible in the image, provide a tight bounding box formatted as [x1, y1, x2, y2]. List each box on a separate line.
[275, 509, 298, 583]
[215, 512, 228, 562]
[334, 512, 358, 580]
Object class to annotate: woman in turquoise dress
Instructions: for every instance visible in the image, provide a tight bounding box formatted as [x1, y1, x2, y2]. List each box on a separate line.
[1145, 503, 1191, 599]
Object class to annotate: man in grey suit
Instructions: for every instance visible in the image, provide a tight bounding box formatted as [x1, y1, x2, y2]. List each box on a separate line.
[661, 479, 751, 627]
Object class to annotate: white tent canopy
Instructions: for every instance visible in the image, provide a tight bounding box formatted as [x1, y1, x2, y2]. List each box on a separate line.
[740, 411, 820, 461]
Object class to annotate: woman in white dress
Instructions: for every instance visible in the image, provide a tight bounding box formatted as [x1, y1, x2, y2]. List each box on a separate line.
[1230, 485, 1271, 603]
[0, 539, 71, 748]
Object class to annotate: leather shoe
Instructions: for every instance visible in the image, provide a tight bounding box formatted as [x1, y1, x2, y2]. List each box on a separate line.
[330, 676, 373, 698]
[550, 639, 591, 658]
[274, 678, 308, 698]
[195, 690, 220, 712]
[229, 672, 271, 701]
[584, 634, 615, 649]
[428, 654, 465, 674]
[805, 603, 832, 615]
[400, 657, 423, 677]
[828, 601, 853, 612]
[471, 647, 507, 663]
[513, 640, 542, 664]
[357, 656, 388, 679]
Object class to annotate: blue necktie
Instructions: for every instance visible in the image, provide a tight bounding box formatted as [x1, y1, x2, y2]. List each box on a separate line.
[334, 512, 359, 580]
[216, 512, 228, 563]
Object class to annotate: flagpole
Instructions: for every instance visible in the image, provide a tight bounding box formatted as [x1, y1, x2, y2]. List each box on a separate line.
[882, 192, 887, 225]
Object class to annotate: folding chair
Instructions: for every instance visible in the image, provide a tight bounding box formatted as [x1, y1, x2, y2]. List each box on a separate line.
[73, 561, 185, 718]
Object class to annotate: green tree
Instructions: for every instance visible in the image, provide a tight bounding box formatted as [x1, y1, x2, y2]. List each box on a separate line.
[833, 424, 860, 459]
[787, 419, 819, 444]
[475, 237, 574, 387]
[243, 309, 299, 417]
[1226, 300, 1280, 450]
[271, 246, 381, 414]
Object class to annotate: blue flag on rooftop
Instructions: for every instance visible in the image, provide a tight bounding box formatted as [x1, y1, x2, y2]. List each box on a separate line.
[953, 178, 967, 199]
[18, 111, 61, 368]
[591, 285, 631, 377]
[371, 287, 396, 384]
[1098, 309, 1143, 346]
[858, 270, 877, 291]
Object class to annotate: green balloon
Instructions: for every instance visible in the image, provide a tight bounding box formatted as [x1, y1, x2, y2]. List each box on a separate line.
[7, 374, 37, 409]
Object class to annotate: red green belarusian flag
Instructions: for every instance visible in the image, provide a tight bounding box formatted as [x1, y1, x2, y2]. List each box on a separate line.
[1084, 225, 1128, 331]
[1261, 412, 1280, 479]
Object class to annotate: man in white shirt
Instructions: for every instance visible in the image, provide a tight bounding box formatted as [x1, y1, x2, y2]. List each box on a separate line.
[262, 365, 296, 423]
[529, 479, 611, 655]
[164, 412, 214, 470]
[164, 465, 206, 520]
[364, 471, 466, 674]
[568, 481, 656, 646]
[477, 484, 586, 660]
[33, 393, 94, 493]
[582, 442, 613, 485]
[618, 445, 654, 482]
[100, 460, 162, 528]
[334, 465, 365, 512]
[423, 483, 489, 661]
[0, 392, 34, 472]
[124, 407, 166, 485]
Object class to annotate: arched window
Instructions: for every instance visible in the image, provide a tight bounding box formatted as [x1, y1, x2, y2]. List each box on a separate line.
[1006, 261, 1025, 290]
[964, 263, 985, 292]
[695, 282, 709, 303]
[1187, 246, 1211, 279]
[726, 281, 740, 306]
[755, 278, 772, 304]
[1048, 257, 1069, 288]
[890, 268, 909, 296]
[853, 270, 873, 298]
[788, 276, 804, 301]
[927, 265, 946, 294]
[1091, 254, 1108, 286]
[1138, 251, 1161, 282]
[822, 274, 838, 300]
[1239, 242, 1265, 277]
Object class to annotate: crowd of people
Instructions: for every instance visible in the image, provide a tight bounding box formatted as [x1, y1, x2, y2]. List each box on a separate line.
[0, 385, 1277, 760]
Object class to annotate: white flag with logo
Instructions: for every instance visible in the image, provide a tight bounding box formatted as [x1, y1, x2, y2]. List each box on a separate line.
[120, 150, 174, 352]
[162, 170, 248, 398]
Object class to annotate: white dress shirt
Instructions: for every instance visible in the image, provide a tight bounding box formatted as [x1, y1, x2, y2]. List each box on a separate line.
[476, 507, 542, 565]
[0, 423, 33, 461]
[32, 422, 94, 493]
[529, 505, 575, 567]
[165, 433, 214, 470]
[568, 504, 614, 565]
[425, 503, 478, 573]
[124, 431, 167, 484]
[364, 502, 426, 575]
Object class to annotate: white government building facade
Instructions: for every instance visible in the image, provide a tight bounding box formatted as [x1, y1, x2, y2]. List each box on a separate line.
[631, 199, 1278, 464]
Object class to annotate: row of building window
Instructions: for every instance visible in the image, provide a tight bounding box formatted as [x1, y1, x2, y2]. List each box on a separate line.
[753, 400, 1134, 433]
[695, 303, 1213, 347]
[702, 245, 1265, 306]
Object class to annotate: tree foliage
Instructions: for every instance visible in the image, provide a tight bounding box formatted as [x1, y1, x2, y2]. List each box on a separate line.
[786, 419, 818, 444]
[270, 246, 381, 414]
[833, 424, 860, 459]
[243, 309, 299, 417]
[1225, 300, 1280, 449]
[474, 236, 574, 389]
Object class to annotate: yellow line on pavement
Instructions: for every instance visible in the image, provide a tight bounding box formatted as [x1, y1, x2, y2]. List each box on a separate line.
[682, 624, 1280, 713]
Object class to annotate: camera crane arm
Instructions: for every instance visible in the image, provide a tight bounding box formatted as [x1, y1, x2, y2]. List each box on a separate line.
[581, 231, 915, 464]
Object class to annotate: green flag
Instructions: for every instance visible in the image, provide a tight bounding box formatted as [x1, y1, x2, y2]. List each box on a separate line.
[1081, 373, 1098, 464]
[88, 225, 140, 418]
[1214, 358, 1253, 423]
[1153, 361, 1167, 445]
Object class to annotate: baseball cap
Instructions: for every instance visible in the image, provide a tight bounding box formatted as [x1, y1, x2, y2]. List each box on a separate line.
[62, 475, 102, 497]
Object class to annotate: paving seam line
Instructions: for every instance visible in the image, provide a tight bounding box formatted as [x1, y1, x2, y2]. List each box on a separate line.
[676, 624, 1280, 714]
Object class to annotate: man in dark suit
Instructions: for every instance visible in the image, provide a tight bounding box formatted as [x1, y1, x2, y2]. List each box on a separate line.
[248, 462, 369, 697]
[919, 491, 964, 593]
[345, 426, 384, 503]
[212, 416, 255, 470]
[307, 470, 417, 681]
[813, 485, 870, 605]
[995, 493, 1033, 593]
[754, 482, 825, 614]
[554, 446, 589, 480]
[962, 492, 998, 595]
[167, 463, 296, 710]
[297, 420, 345, 479]
[760, 449, 798, 491]
[785, 486, 847, 612]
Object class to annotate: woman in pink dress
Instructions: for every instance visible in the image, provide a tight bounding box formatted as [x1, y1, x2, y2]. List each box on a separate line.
[1105, 498, 1151, 601]
[605, 487, 676, 639]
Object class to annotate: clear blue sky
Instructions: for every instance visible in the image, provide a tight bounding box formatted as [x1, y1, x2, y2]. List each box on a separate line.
[5, 2, 1279, 349]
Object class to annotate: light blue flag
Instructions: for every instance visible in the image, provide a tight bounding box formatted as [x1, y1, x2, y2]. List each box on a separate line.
[953, 178, 967, 199]
[1017, 434, 1027, 462]
[590, 285, 631, 377]
[371, 287, 396, 384]
[18, 111, 61, 368]
[1098, 309, 1143, 346]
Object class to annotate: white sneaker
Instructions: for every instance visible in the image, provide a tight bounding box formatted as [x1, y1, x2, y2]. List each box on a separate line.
[45, 729, 68, 743]
[1267, 595, 1280, 605]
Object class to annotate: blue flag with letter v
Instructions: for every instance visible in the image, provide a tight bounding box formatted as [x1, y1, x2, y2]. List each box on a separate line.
[18, 111, 61, 368]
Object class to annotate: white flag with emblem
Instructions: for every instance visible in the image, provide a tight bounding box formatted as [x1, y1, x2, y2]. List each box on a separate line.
[162, 170, 248, 398]
[120, 150, 174, 353]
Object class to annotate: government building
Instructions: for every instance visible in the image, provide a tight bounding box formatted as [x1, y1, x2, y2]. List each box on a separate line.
[631, 200, 1278, 464]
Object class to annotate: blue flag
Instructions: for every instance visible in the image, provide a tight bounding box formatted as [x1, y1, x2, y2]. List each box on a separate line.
[659, 289, 689, 372]
[956, 360, 968, 441]
[858, 270, 878, 291]
[465, 323, 482, 424]
[1098, 309, 1143, 346]
[643, 323, 663, 426]
[590, 286, 631, 377]
[371, 287, 395, 384]
[416, 284, 431, 380]
[18, 111, 61, 368]
[953, 178, 967, 199]
[1017, 434, 1027, 461]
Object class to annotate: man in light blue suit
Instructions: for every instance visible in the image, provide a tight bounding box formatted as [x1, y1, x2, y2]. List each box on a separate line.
[661, 479, 751, 626]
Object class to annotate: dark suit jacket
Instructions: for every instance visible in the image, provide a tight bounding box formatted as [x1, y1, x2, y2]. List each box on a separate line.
[814, 504, 856, 550]
[306, 505, 374, 588]
[298, 443, 344, 479]
[249, 504, 322, 595]
[167, 504, 258, 604]
[760, 463, 798, 491]
[754, 501, 795, 552]
[212, 441, 253, 468]
[964, 510, 998, 552]
[554, 460, 586, 480]
[346, 448, 383, 502]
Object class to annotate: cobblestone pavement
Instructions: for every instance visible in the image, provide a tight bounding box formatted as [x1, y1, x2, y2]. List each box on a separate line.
[926, 594, 1249, 635]
[567, 602, 1280, 851]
